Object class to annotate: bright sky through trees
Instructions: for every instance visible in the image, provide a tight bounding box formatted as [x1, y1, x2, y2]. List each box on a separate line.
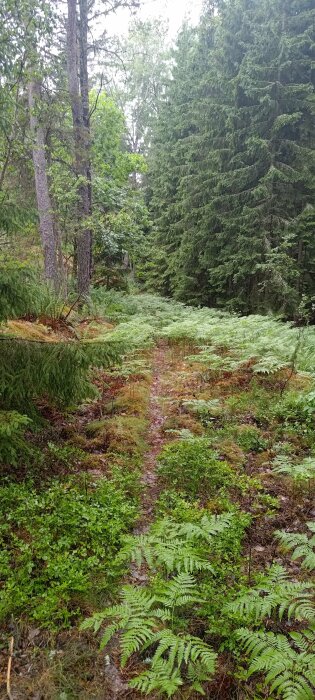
[106, 0, 203, 38]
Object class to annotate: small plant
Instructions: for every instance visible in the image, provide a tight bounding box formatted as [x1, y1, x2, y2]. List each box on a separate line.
[82, 582, 217, 697]
[276, 522, 315, 571]
[234, 425, 268, 453]
[182, 399, 223, 425]
[272, 455, 315, 492]
[237, 626, 315, 700]
[157, 438, 233, 499]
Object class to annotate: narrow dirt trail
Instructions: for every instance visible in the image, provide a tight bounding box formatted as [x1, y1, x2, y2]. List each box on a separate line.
[133, 341, 167, 535]
[104, 342, 168, 698]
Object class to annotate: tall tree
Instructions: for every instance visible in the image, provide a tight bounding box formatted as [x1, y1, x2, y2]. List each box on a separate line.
[67, 0, 92, 295]
[28, 78, 60, 288]
[148, 0, 315, 315]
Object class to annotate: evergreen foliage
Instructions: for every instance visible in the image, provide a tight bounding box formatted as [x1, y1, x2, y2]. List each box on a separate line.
[0, 411, 31, 465]
[0, 335, 122, 413]
[148, 0, 315, 314]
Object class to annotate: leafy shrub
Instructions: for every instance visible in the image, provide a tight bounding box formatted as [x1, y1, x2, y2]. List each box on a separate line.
[234, 425, 268, 453]
[0, 479, 136, 627]
[157, 438, 233, 499]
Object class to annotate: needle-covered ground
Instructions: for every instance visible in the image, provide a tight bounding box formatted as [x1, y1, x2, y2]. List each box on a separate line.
[0, 293, 314, 699]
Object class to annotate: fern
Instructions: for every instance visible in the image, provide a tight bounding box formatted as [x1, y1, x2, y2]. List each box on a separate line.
[156, 573, 205, 608]
[129, 659, 183, 697]
[237, 626, 315, 700]
[129, 631, 217, 697]
[82, 576, 217, 696]
[81, 586, 160, 666]
[226, 565, 315, 623]
[272, 456, 315, 483]
[252, 355, 288, 375]
[119, 515, 233, 574]
[276, 523, 315, 572]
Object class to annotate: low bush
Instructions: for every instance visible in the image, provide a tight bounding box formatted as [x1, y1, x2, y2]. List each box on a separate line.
[0, 479, 136, 627]
[157, 438, 234, 500]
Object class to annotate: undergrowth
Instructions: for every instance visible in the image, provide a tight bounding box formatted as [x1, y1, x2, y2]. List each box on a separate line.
[2, 290, 315, 699]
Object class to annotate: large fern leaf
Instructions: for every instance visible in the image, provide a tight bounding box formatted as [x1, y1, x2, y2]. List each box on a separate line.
[237, 627, 315, 700]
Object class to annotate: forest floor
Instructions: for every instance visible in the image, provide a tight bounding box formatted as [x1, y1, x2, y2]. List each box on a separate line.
[0, 294, 314, 699]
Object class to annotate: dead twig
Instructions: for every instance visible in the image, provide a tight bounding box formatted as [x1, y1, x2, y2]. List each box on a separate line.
[6, 636, 14, 700]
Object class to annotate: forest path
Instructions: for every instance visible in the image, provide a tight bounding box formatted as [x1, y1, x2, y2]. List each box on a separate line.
[133, 340, 167, 536]
[104, 341, 168, 697]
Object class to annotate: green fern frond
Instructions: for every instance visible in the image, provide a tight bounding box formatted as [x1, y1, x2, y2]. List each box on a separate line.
[129, 659, 183, 697]
[237, 627, 315, 700]
[82, 570, 216, 695]
[226, 565, 314, 623]
[150, 629, 217, 679]
[119, 515, 234, 575]
[273, 457, 315, 482]
[276, 523, 315, 571]
[156, 573, 204, 608]
[252, 355, 288, 375]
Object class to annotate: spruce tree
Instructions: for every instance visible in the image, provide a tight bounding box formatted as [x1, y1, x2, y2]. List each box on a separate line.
[148, 0, 315, 315]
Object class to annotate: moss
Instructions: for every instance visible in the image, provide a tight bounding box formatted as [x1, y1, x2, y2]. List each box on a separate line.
[114, 382, 150, 416]
[219, 439, 246, 468]
[85, 418, 108, 437]
[105, 416, 147, 456]
[163, 414, 205, 436]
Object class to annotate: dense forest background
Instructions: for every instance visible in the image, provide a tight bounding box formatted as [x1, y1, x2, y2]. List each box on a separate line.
[1, 0, 314, 317]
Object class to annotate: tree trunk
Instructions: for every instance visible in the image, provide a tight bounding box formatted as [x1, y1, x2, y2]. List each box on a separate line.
[79, 0, 93, 275]
[66, 0, 92, 296]
[28, 79, 59, 290]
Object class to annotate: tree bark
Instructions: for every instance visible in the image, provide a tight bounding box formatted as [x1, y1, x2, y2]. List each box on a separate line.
[28, 79, 59, 290]
[66, 0, 92, 296]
